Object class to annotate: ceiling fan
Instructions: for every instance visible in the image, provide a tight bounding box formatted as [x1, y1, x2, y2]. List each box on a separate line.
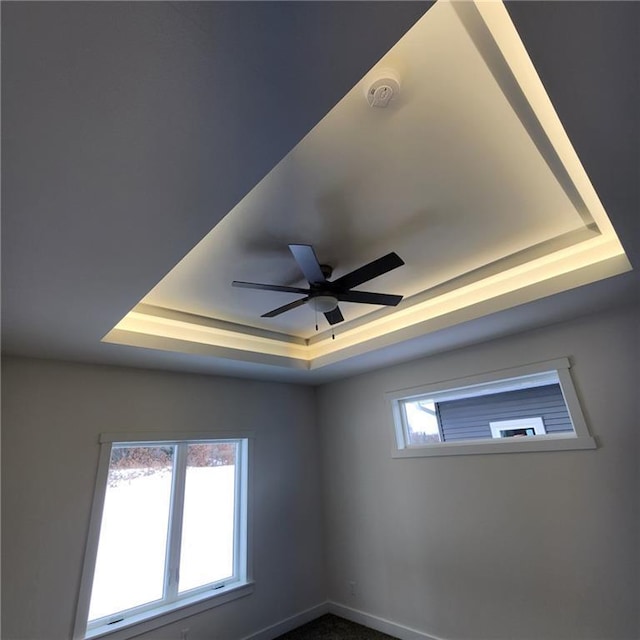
[232, 244, 404, 325]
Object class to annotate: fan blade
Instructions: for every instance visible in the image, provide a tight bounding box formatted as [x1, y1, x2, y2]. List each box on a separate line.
[332, 252, 404, 290]
[289, 244, 327, 284]
[232, 281, 310, 295]
[337, 290, 403, 306]
[261, 297, 309, 318]
[324, 306, 344, 325]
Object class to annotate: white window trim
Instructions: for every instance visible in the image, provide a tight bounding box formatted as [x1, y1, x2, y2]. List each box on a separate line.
[386, 357, 595, 458]
[73, 431, 254, 640]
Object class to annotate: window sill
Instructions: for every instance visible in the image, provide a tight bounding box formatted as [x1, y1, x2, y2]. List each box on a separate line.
[83, 582, 254, 640]
[392, 434, 596, 458]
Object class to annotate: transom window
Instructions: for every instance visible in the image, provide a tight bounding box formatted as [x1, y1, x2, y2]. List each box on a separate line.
[387, 358, 595, 457]
[74, 435, 251, 640]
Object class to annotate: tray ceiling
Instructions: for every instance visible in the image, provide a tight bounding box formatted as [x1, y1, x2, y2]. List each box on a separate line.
[104, 0, 630, 370]
[5, 1, 635, 383]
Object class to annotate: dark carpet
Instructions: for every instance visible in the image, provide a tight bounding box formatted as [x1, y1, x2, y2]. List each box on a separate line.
[274, 614, 398, 640]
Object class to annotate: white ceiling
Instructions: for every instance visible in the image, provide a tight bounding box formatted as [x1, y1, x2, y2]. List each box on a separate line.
[2, 2, 638, 384]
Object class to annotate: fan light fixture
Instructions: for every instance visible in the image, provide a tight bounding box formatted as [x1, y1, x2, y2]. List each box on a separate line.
[232, 244, 404, 326]
[307, 295, 339, 313]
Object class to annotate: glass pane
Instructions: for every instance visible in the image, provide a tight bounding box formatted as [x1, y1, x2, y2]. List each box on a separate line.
[88, 446, 174, 621]
[403, 400, 442, 444]
[179, 442, 237, 593]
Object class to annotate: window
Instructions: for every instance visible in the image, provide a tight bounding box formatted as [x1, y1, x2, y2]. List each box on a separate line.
[74, 434, 252, 640]
[489, 417, 546, 439]
[387, 358, 595, 457]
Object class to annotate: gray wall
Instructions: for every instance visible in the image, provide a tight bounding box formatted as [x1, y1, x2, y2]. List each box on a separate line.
[1, 359, 326, 640]
[317, 305, 639, 640]
[2, 305, 639, 640]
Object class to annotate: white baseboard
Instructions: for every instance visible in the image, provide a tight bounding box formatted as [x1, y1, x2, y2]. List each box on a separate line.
[328, 602, 448, 640]
[239, 599, 447, 640]
[240, 602, 330, 640]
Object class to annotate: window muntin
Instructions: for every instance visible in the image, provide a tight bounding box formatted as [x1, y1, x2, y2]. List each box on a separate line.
[387, 358, 595, 457]
[75, 435, 250, 640]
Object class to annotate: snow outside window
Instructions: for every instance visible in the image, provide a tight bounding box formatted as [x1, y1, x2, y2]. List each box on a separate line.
[74, 435, 251, 640]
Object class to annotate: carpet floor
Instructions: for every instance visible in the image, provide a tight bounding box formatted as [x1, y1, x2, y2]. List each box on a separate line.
[273, 614, 398, 640]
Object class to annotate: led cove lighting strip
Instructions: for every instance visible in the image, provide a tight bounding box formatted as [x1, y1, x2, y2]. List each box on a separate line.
[105, 0, 631, 370]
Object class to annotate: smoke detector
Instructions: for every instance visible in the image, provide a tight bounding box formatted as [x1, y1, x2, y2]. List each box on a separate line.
[364, 69, 400, 108]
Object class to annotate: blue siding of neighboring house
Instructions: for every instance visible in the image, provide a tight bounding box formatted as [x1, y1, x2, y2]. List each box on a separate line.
[436, 384, 573, 442]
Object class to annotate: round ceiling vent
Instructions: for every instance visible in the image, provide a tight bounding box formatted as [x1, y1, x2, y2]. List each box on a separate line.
[364, 70, 400, 108]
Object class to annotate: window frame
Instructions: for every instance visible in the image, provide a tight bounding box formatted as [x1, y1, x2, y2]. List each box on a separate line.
[489, 416, 546, 438]
[386, 357, 595, 457]
[73, 432, 254, 640]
